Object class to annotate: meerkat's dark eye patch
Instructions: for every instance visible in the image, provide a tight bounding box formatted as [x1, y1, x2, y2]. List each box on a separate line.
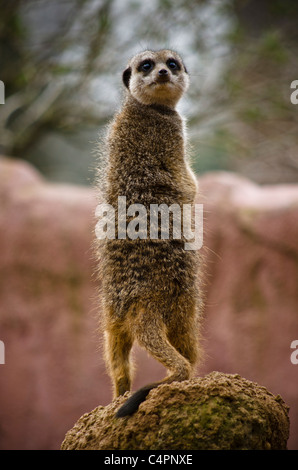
[166, 59, 181, 71]
[138, 60, 155, 73]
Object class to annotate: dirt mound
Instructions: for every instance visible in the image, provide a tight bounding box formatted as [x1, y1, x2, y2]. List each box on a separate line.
[61, 372, 289, 450]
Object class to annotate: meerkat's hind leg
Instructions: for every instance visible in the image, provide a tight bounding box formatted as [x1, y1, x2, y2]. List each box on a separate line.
[167, 322, 200, 375]
[104, 322, 133, 398]
[116, 310, 192, 417]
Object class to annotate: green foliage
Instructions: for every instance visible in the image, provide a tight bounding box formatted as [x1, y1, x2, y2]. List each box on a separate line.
[257, 30, 288, 64]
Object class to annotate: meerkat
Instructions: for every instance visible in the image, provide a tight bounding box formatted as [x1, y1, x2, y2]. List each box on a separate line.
[96, 49, 203, 417]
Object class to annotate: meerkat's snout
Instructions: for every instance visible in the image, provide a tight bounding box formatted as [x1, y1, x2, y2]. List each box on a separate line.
[156, 68, 170, 83]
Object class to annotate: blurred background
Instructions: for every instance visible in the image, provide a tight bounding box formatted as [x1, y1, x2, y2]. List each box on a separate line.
[1, 0, 298, 185]
[0, 0, 298, 451]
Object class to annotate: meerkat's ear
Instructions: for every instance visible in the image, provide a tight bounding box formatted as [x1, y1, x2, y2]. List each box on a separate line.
[122, 67, 132, 89]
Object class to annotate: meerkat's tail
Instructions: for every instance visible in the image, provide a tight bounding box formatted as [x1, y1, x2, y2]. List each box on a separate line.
[116, 366, 191, 417]
[116, 382, 159, 418]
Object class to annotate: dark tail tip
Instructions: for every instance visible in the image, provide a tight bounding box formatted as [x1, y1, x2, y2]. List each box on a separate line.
[115, 384, 155, 418]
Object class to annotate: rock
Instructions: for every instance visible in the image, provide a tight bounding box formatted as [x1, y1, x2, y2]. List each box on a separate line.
[198, 172, 298, 450]
[0, 158, 297, 449]
[61, 372, 289, 450]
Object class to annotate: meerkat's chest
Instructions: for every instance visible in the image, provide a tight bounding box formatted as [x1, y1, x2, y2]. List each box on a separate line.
[107, 107, 191, 201]
[124, 111, 184, 164]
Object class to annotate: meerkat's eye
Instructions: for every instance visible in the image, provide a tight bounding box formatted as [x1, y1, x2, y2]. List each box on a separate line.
[142, 62, 152, 71]
[138, 60, 154, 73]
[167, 59, 180, 71]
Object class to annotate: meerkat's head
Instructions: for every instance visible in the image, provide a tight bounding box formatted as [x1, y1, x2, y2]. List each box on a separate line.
[122, 49, 189, 109]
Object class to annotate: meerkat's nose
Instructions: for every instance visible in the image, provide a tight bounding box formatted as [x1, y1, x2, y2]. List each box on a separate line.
[158, 69, 168, 76]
